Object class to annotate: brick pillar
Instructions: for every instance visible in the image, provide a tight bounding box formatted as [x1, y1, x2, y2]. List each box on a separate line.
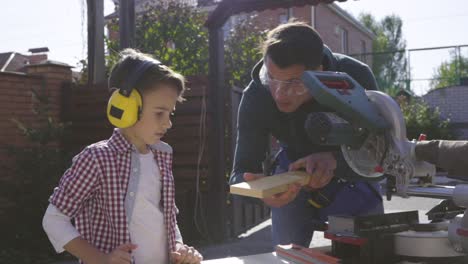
[25, 61, 73, 122]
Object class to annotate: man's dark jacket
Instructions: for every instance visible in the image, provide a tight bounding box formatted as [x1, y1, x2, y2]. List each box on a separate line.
[230, 46, 379, 185]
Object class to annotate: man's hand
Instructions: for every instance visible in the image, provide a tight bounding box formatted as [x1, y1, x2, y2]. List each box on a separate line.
[243, 173, 301, 208]
[170, 242, 203, 264]
[102, 243, 137, 264]
[289, 152, 337, 189]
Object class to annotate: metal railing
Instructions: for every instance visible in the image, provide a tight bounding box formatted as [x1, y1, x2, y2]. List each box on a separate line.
[350, 44, 468, 96]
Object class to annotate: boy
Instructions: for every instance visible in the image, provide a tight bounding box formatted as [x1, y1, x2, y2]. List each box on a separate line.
[43, 49, 203, 264]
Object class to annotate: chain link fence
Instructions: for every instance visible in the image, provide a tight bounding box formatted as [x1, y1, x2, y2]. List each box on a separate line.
[350, 44, 468, 96]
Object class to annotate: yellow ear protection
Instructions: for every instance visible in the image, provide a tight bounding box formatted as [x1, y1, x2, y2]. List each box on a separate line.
[107, 60, 161, 128]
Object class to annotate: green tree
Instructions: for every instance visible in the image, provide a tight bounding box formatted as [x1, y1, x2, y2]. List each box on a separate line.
[225, 15, 266, 88]
[397, 97, 454, 140]
[359, 14, 408, 96]
[107, 2, 209, 76]
[431, 51, 468, 89]
[80, 2, 266, 92]
[105, 2, 264, 90]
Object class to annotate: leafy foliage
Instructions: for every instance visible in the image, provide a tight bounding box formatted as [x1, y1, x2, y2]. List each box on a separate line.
[225, 15, 267, 89]
[107, 2, 209, 76]
[80, 2, 264, 92]
[359, 14, 409, 96]
[431, 51, 468, 89]
[397, 97, 454, 140]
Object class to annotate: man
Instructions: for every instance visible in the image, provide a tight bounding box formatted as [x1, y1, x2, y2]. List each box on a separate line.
[230, 21, 384, 247]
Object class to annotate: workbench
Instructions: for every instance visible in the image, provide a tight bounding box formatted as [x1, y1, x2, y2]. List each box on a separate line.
[201, 246, 335, 263]
[201, 252, 291, 263]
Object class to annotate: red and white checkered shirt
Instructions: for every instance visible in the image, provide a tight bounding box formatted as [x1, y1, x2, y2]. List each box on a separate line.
[49, 129, 178, 259]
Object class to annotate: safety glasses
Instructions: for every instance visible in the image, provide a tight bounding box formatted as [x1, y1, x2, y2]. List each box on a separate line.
[259, 65, 308, 96]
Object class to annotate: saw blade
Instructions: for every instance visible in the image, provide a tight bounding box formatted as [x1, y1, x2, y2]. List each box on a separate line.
[341, 132, 387, 178]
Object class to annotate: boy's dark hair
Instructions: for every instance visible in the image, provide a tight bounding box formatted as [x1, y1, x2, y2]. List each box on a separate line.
[108, 48, 185, 102]
[262, 21, 324, 69]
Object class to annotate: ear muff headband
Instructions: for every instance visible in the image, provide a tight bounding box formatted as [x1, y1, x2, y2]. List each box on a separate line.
[107, 59, 162, 128]
[120, 59, 161, 96]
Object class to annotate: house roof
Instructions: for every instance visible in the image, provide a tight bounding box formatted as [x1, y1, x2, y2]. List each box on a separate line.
[25, 59, 73, 68]
[0, 52, 14, 71]
[0, 52, 30, 72]
[28, 47, 49, 54]
[205, 0, 348, 28]
[424, 85, 468, 96]
[327, 3, 375, 38]
[105, 12, 118, 20]
[0, 51, 59, 72]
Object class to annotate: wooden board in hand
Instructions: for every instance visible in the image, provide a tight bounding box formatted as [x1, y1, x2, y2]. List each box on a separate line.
[229, 171, 311, 199]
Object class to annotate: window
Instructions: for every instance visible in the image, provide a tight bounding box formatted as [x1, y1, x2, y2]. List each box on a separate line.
[288, 7, 294, 19]
[280, 8, 294, 24]
[310, 6, 316, 28]
[361, 40, 367, 62]
[279, 13, 288, 24]
[340, 27, 349, 54]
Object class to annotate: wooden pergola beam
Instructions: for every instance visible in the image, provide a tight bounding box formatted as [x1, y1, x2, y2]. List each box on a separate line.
[87, 0, 105, 85]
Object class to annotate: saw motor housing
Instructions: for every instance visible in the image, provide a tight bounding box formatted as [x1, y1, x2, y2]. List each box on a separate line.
[301, 71, 436, 194]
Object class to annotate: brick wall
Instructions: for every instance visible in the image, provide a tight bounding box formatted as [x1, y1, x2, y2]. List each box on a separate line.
[422, 86, 468, 139]
[315, 4, 373, 61]
[0, 62, 72, 178]
[247, 3, 373, 65]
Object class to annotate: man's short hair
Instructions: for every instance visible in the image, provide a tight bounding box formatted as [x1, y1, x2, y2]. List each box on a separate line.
[108, 49, 185, 102]
[262, 21, 324, 69]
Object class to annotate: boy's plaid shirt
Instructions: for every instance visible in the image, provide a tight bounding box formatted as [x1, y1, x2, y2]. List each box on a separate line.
[49, 129, 178, 255]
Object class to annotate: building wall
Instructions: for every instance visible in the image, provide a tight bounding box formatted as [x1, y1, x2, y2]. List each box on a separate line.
[422, 86, 468, 139]
[315, 4, 372, 62]
[243, 4, 373, 65]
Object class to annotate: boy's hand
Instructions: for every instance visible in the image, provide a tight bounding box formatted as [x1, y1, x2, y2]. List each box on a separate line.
[102, 243, 137, 264]
[243, 173, 301, 208]
[170, 242, 203, 264]
[289, 152, 336, 189]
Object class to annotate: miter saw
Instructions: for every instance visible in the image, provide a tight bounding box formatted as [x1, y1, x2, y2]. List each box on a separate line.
[301, 71, 468, 263]
[301, 70, 435, 196]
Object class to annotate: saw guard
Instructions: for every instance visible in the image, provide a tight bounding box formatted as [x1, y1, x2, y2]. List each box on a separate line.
[341, 91, 435, 195]
[341, 91, 406, 178]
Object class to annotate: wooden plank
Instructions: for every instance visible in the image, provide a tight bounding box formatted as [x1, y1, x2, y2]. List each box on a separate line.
[229, 171, 311, 199]
[173, 168, 208, 181]
[164, 129, 206, 141]
[173, 142, 209, 156]
[173, 154, 209, 167]
[276, 244, 340, 264]
[201, 252, 286, 263]
[172, 115, 211, 126]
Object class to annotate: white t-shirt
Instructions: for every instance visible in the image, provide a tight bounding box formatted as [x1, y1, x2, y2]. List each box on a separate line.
[129, 151, 168, 264]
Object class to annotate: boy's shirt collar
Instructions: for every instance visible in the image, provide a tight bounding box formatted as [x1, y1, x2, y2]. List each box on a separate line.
[108, 128, 173, 154]
[108, 128, 133, 154]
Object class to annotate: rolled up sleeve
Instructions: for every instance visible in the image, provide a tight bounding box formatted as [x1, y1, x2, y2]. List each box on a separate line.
[42, 204, 81, 253]
[49, 147, 100, 218]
